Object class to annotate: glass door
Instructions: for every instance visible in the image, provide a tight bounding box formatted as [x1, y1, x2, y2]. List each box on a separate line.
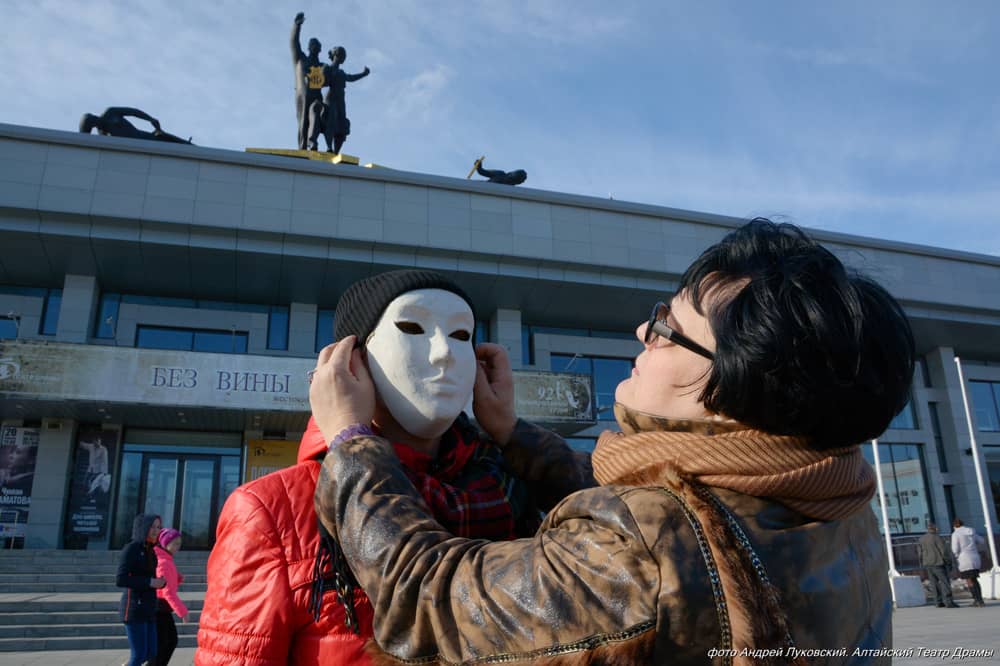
[177, 458, 216, 549]
[112, 453, 223, 550]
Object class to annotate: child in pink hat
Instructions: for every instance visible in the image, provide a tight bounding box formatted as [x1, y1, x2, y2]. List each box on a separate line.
[153, 528, 188, 665]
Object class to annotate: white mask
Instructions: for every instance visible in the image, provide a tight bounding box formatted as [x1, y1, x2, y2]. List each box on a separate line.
[365, 289, 476, 439]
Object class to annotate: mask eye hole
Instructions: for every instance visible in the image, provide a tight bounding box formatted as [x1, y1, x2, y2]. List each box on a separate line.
[395, 321, 425, 335]
[449, 329, 471, 342]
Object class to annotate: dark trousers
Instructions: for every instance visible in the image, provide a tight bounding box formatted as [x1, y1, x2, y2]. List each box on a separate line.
[152, 608, 177, 665]
[926, 565, 954, 604]
[124, 620, 157, 666]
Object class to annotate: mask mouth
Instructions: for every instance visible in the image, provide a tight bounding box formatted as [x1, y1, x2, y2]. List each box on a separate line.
[426, 373, 459, 384]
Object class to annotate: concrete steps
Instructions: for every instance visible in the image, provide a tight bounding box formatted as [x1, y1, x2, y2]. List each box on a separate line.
[0, 549, 208, 652]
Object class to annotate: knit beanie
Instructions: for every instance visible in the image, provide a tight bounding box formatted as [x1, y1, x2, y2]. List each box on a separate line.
[333, 270, 475, 345]
[158, 528, 181, 549]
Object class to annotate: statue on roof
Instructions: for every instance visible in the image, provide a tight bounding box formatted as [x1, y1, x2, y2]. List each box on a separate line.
[291, 12, 325, 150]
[312, 46, 371, 154]
[468, 156, 527, 186]
[79, 108, 192, 144]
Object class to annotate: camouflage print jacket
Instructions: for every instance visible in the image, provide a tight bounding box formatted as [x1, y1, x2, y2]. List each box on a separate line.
[316, 421, 891, 665]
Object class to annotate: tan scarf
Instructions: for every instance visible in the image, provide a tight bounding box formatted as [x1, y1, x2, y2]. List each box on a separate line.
[594, 404, 875, 521]
[592, 404, 876, 665]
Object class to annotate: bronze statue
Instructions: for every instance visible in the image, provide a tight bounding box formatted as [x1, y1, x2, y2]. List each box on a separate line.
[314, 47, 371, 154]
[469, 157, 527, 185]
[79, 108, 191, 144]
[291, 12, 325, 150]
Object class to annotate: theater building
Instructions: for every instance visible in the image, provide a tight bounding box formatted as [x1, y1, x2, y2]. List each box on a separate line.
[1, 123, 998, 558]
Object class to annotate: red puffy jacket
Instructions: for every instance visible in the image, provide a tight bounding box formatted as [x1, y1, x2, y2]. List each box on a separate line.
[195, 418, 374, 665]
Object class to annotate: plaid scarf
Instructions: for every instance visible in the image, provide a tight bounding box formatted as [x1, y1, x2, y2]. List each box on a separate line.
[392, 422, 524, 541]
[310, 415, 536, 632]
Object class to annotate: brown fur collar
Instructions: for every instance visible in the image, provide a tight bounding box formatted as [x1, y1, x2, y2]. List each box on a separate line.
[364, 625, 656, 665]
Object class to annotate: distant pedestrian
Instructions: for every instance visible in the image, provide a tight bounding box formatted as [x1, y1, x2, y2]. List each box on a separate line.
[117, 513, 166, 666]
[919, 522, 958, 607]
[951, 518, 986, 607]
[153, 528, 188, 665]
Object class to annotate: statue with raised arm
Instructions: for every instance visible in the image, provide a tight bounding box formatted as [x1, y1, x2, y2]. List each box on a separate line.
[79, 108, 191, 144]
[470, 156, 527, 185]
[312, 47, 371, 154]
[291, 12, 326, 150]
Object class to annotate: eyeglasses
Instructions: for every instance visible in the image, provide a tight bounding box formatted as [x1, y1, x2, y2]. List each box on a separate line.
[644, 301, 715, 360]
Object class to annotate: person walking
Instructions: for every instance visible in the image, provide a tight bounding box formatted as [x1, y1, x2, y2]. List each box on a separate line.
[952, 518, 987, 607]
[919, 523, 958, 607]
[117, 513, 165, 666]
[153, 528, 188, 665]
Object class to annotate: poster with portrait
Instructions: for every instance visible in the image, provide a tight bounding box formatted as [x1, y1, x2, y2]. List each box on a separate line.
[0, 426, 40, 543]
[63, 426, 118, 548]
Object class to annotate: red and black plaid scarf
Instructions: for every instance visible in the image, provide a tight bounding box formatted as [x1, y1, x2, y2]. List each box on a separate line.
[392, 424, 522, 541]
[310, 416, 537, 632]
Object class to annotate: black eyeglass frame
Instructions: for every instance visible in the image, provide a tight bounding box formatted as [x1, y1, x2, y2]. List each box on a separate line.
[644, 301, 715, 360]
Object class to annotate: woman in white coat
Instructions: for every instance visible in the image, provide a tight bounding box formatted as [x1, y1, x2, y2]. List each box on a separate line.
[951, 518, 986, 607]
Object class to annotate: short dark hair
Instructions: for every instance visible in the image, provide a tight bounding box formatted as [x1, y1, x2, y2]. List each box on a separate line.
[680, 218, 915, 449]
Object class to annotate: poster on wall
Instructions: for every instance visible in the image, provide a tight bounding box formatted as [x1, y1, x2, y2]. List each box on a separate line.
[0, 426, 40, 543]
[63, 426, 119, 548]
[244, 439, 299, 482]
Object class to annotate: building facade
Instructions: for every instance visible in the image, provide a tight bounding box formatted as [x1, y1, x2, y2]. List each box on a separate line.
[1, 123, 998, 555]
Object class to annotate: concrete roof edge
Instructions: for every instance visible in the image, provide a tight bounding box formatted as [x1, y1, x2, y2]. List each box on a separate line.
[3, 122, 998, 268]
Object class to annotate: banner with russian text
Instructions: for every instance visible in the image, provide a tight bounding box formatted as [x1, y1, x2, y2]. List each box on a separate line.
[0, 426, 39, 545]
[63, 426, 119, 548]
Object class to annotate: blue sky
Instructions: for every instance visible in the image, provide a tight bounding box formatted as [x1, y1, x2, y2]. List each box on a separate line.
[3, 1, 998, 255]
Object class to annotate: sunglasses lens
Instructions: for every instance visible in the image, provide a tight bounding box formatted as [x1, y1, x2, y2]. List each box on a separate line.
[646, 303, 667, 343]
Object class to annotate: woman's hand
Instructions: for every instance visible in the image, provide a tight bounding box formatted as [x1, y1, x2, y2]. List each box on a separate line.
[309, 336, 376, 443]
[473, 343, 517, 447]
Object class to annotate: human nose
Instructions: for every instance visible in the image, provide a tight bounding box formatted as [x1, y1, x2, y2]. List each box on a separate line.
[428, 330, 452, 365]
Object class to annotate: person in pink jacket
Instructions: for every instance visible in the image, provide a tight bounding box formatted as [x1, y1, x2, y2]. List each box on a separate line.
[153, 528, 188, 665]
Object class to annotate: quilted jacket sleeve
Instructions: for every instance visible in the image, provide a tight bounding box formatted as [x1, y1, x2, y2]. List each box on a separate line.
[194, 487, 294, 666]
[156, 553, 188, 619]
[315, 435, 660, 664]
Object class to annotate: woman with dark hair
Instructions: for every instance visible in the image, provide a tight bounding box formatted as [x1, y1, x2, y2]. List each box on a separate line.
[310, 218, 914, 663]
[117, 513, 166, 666]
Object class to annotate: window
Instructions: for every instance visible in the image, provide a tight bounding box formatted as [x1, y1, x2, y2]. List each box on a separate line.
[315, 309, 335, 352]
[521, 324, 635, 367]
[136, 326, 248, 353]
[39, 289, 62, 336]
[943, 485, 957, 527]
[887, 398, 917, 430]
[969, 381, 1000, 432]
[0, 316, 17, 340]
[928, 403, 948, 473]
[267, 306, 289, 351]
[522, 325, 533, 366]
[95, 293, 121, 339]
[987, 459, 1000, 528]
[863, 442, 933, 535]
[551, 354, 632, 421]
[916, 358, 931, 388]
[474, 321, 489, 346]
